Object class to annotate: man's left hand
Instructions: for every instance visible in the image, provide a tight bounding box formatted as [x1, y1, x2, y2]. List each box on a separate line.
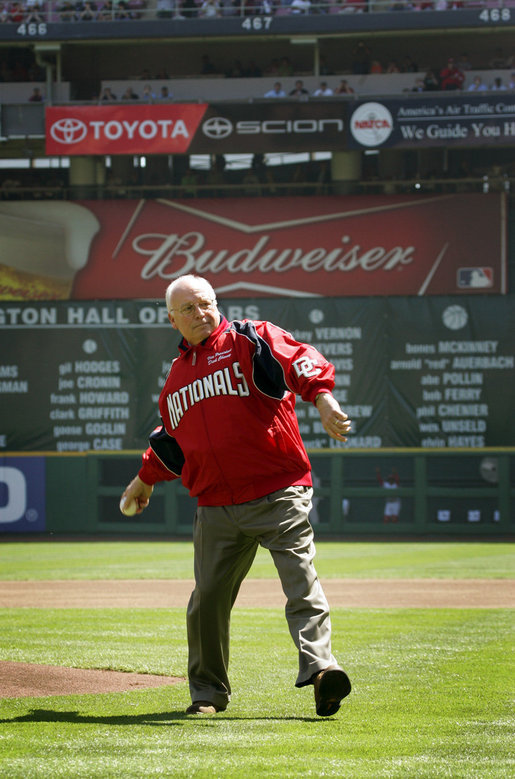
[315, 392, 352, 442]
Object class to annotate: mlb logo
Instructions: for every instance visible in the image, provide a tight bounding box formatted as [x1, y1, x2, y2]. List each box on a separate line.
[0, 457, 46, 533]
[457, 267, 493, 289]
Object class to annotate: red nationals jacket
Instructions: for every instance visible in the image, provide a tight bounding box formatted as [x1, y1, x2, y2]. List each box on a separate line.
[138, 316, 335, 506]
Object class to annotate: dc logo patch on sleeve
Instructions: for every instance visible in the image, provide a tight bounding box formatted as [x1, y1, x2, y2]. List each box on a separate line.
[293, 357, 321, 378]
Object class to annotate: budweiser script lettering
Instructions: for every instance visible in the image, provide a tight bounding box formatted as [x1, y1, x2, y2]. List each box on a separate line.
[130, 232, 416, 279]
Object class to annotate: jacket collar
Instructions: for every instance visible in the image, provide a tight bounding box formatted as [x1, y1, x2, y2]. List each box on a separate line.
[178, 315, 229, 354]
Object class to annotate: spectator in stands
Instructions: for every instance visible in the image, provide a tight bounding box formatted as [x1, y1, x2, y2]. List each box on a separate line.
[411, 78, 425, 92]
[115, 0, 130, 20]
[181, 0, 198, 16]
[314, 160, 331, 195]
[489, 47, 507, 69]
[313, 82, 333, 97]
[98, 1, 114, 19]
[290, 0, 310, 11]
[0, 60, 9, 80]
[201, 54, 218, 75]
[100, 86, 117, 101]
[142, 84, 157, 102]
[199, 0, 221, 17]
[351, 40, 371, 75]
[180, 167, 198, 198]
[422, 69, 439, 91]
[334, 79, 354, 95]
[457, 53, 472, 71]
[242, 169, 262, 196]
[340, 0, 366, 11]
[439, 58, 465, 90]
[24, 0, 45, 23]
[156, 0, 174, 17]
[121, 86, 139, 100]
[401, 55, 418, 73]
[158, 85, 173, 100]
[386, 61, 401, 74]
[28, 86, 43, 102]
[264, 81, 286, 97]
[1, 176, 22, 198]
[509, 73, 515, 90]
[58, 0, 75, 21]
[245, 61, 263, 78]
[289, 163, 308, 196]
[226, 60, 245, 78]
[319, 55, 334, 76]
[489, 76, 506, 91]
[205, 157, 226, 197]
[78, 1, 97, 20]
[467, 75, 487, 92]
[289, 79, 309, 97]
[263, 167, 278, 196]
[277, 57, 294, 77]
[128, 0, 146, 19]
[242, 0, 260, 14]
[217, 0, 233, 13]
[370, 60, 383, 74]
[264, 58, 281, 76]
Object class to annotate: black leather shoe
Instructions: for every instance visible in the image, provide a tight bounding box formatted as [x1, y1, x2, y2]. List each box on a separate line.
[313, 666, 351, 717]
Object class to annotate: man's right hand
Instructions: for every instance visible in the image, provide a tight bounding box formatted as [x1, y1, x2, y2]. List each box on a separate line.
[120, 475, 154, 515]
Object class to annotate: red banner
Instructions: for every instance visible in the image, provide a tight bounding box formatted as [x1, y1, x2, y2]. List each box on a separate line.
[74, 194, 506, 298]
[45, 105, 208, 155]
[0, 195, 506, 300]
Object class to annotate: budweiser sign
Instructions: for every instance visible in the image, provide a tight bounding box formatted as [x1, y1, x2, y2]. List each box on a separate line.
[69, 194, 506, 299]
[46, 105, 208, 155]
[0, 195, 506, 300]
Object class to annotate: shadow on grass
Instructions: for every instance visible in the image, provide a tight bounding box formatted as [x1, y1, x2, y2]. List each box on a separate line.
[0, 708, 324, 724]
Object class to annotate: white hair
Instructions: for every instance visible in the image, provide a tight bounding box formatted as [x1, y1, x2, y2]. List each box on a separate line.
[165, 275, 216, 311]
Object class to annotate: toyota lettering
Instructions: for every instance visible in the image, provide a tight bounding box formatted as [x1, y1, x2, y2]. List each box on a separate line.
[46, 104, 208, 155]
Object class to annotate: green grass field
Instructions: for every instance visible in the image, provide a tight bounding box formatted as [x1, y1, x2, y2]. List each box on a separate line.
[0, 540, 513, 580]
[0, 541, 513, 778]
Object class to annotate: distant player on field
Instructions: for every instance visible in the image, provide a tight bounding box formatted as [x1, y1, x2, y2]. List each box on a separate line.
[376, 467, 401, 523]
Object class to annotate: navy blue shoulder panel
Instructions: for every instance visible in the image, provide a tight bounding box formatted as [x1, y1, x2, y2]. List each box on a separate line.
[149, 425, 185, 476]
[231, 320, 287, 399]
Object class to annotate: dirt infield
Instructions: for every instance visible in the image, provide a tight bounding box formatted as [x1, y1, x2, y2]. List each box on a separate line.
[1, 578, 512, 700]
[1, 577, 513, 609]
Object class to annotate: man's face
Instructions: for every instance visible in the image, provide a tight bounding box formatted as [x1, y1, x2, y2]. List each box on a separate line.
[168, 280, 220, 345]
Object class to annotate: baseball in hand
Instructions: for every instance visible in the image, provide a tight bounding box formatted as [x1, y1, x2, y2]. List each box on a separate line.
[119, 495, 138, 516]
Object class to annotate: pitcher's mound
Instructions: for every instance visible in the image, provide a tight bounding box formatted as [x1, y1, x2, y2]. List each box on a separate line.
[0, 661, 183, 699]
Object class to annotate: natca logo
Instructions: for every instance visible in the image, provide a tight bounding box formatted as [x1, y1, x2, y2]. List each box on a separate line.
[50, 117, 88, 144]
[350, 102, 393, 147]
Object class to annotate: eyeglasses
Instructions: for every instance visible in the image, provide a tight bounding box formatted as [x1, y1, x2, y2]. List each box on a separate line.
[170, 299, 217, 318]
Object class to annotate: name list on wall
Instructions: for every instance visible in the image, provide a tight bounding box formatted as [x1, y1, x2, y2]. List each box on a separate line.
[0, 297, 513, 452]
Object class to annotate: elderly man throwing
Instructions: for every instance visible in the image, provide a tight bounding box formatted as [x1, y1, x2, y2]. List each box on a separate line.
[121, 274, 352, 716]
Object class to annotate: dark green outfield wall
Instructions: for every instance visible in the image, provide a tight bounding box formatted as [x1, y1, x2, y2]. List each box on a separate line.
[2, 450, 512, 537]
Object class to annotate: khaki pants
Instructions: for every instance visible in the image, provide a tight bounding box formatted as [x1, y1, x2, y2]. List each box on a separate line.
[186, 486, 338, 709]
